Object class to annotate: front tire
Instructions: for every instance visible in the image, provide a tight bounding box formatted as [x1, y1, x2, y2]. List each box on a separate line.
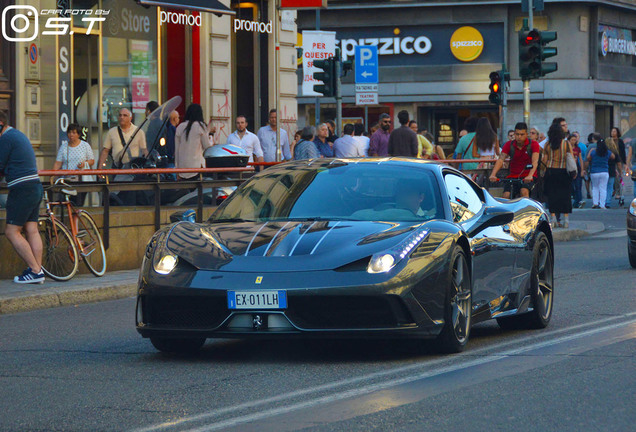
[150, 337, 206, 354]
[628, 241, 636, 268]
[437, 246, 472, 353]
[38, 217, 79, 281]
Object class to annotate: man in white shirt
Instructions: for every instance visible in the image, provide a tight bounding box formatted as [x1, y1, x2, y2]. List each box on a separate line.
[257, 109, 291, 162]
[98, 108, 147, 169]
[227, 115, 264, 163]
[333, 124, 365, 158]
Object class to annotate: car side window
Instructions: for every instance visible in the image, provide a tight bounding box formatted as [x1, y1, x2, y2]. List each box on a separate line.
[444, 173, 483, 223]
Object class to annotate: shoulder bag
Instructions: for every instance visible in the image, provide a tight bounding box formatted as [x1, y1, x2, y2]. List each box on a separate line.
[565, 140, 577, 178]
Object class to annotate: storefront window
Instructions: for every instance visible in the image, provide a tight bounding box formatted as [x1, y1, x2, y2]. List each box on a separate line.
[102, 0, 159, 127]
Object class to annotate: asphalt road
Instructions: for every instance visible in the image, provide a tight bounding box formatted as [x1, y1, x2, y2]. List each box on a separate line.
[0, 211, 634, 432]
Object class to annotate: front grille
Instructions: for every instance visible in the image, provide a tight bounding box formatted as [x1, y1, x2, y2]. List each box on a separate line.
[145, 295, 228, 329]
[285, 295, 413, 329]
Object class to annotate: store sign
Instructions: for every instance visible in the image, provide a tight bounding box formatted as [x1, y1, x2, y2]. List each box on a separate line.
[131, 40, 151, 117]
[234, 19, 273, 34]
[160, 11, 201, 27]
[325, 24, 503, 66]
[449, 26, 484, 62]
[281, 0, 327, 8]
[58, 34, 71, 149]
[103, 0, 156, 39]
[302, 30, 336, 97]
[599, 26, 636, 57]
[356, 92, 378, 105]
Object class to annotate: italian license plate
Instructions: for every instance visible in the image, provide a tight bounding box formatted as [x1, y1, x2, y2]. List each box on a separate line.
[227, 290, 287, 310]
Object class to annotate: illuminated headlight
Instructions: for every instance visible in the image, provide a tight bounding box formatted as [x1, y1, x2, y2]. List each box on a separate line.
[367, 229, 430, 274]
[151, 238, 179, 275]
[630, 198, 636, 216]
[368, 253, 396, 273]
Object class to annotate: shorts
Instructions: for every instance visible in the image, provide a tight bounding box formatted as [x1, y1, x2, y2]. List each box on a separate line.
[503, 179, 535, 197]
[6, 182, 43, 226]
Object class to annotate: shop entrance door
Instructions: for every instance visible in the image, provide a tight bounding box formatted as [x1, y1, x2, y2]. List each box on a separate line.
[72, 33, 101, 148]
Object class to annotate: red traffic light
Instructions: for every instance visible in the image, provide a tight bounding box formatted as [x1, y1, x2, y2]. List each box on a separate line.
[523, 30, 540, 45]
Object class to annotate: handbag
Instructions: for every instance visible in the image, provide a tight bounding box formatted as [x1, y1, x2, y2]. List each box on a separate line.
[565, 141, 577, 178]
[80, 161, 96, 182]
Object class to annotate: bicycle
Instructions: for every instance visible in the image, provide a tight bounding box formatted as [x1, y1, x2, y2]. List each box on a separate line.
[493, 177, 535, 199]
[38, 179, 107, 281]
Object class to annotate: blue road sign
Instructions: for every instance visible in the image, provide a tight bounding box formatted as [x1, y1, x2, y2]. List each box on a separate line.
[355, 45, 379, 84]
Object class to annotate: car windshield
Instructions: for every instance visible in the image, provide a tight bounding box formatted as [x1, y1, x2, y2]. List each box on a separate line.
[209, 163, 444, 223]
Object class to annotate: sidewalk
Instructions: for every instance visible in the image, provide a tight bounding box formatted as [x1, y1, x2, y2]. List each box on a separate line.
[0, 219, 604, 316]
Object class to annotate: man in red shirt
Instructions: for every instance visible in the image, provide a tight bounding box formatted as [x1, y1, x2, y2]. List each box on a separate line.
[489, 122, 541, 199]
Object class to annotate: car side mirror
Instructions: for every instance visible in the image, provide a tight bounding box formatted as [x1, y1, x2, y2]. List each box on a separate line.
[467, 206, 514, 236]
[170, 209, 196, 223]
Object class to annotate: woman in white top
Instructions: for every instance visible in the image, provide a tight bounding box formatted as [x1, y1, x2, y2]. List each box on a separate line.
[53, 123, 95, 206]
[471, 117, 500, 161]
[175, 104, 213, 180]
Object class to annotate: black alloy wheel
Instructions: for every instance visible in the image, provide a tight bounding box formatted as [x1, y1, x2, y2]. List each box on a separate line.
[437, 245, 472, 353]
[498, 232, 554, 330]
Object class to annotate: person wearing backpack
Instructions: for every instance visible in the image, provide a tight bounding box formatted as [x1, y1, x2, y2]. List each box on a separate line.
[489, 122, 540, 199]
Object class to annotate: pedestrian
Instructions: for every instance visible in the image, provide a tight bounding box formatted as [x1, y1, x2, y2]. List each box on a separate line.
[257, 108, 292, 162]
[369, 113, 391, 157]
[608, 126, 627, 206]
[97, 107, 147, 170]
[424, 131, 445, 160]
[507, 129, 515, 142]
[454, 116, 479, 169]
[165, 110, 179, 161]
[313, 123, 333, 157]
[0, 110, 44, 283]
[175, 104, 214, 180]
[293, 126, 319, 160]
[388, 110, 418, 157]
[227, 115, 264, 164]
[542, 122, 574, 228]
[585, 138, 615, 209]
[471, 117, 500, 164]
[626, 132, 636, 199]
[529, 126, 541, 147]
[353, 123, 370, 156]
[334, 123, 365, 158]
[604, 135, 623, 208]
[291, 130, 302, 159]
[144, 100, 163, 153]
[325, 120, 337, 144]
[52, 123, 95, 206]
[584, 132, 601, 199]
[489, 122, 540, 199]
[567, 133, 586, 208]
[369, 122, 380, 136]
[408, 120, 432, 158]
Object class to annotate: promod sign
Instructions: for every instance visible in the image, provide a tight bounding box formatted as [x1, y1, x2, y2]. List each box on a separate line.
[281, 0, 327, 8]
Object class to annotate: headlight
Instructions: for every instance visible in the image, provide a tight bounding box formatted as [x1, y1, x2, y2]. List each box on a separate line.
[151, 236, 179, 275]
[367, 228, 430, 274]
[630, 199, 636, 216]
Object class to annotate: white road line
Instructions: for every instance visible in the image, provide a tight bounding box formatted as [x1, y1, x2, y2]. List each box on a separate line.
[132, 312, 636, 432]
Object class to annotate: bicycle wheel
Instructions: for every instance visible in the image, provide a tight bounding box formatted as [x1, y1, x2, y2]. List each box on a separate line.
[76, 210, 107, 277]
[38, 216, 79, 281]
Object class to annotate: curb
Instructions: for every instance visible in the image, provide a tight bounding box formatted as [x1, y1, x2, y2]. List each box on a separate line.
[0, 282, 137, 315]
[552, 229, 590, 242]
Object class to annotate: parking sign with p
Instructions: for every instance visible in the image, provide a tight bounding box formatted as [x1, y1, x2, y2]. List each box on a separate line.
[355, 45, 379, 84]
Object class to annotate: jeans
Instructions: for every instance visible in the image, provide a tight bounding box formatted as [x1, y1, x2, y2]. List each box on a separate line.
[591, 172, 609, 208]
[606, 176, 616, 206]
[573, 173, 583, 205]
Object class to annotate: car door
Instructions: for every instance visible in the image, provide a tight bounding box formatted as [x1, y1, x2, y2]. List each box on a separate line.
[443, 172, 517, 314]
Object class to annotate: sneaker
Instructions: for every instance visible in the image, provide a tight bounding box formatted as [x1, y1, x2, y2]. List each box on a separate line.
[578, 201, 586, 208]
[592, 205, 600, 209]
[14, 268, 45, 284]
[605, 205, 611, 209]
[563, 221, 569, 229]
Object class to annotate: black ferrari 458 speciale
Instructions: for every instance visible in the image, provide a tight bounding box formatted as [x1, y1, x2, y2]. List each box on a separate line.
[136, 158, 554, 353]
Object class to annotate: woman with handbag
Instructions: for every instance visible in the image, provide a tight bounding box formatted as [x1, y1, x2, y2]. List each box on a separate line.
[542, 122, 574, 228]
[52, 123, 95, 206]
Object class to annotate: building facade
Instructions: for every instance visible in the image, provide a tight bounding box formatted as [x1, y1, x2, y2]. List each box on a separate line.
[297, 0, 636, 154]
[2, 0, 298, 169]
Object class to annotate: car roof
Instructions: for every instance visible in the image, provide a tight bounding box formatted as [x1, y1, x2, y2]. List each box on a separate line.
[271, 157, 448, 173]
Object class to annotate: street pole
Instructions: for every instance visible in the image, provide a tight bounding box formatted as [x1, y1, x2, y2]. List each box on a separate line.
[275, 0, 281, 161]
[524, 0, 533, 126]
[501, 67, 507, 145]
[315, 10, 320, 127]
[336, 58, 342, 136]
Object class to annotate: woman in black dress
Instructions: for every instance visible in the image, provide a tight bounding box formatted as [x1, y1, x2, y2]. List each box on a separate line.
[542, 122, 574, 228]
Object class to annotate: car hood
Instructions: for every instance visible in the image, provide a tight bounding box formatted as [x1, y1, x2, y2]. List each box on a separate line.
[164, 220, 422, 272]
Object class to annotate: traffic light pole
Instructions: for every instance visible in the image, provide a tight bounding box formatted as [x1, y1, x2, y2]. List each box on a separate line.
[275, 0, 282, 162]
[315, 10, 321, 127]
[524, 0, 533, 125]
[336, 59, 342, 136]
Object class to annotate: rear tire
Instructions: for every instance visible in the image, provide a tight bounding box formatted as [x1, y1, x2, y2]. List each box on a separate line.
[436, 246, 472, 353]
[497, 232, 553, 330]
[150, 337, 206, 354]
[77, 210, 107, 276]
[38, 217, 79, 281]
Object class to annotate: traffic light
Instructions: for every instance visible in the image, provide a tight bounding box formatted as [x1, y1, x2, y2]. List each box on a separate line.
[519, 29, 541, 80]
[519, 29, 558, 79]
[538, 30, 558, 77]
[313, 58, 336, 97]
[489, 70, 503, 105]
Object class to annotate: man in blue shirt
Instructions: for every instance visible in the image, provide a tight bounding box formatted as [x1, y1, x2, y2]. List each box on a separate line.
[0, 111, 44, 283]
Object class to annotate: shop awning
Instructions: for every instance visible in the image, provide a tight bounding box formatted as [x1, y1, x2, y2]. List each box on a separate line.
[137, 0, 236, 16]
